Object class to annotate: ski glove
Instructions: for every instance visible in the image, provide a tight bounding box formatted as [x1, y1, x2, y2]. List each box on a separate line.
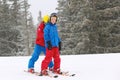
[59, 42, 61, 51]
[47, 41, 52, 50]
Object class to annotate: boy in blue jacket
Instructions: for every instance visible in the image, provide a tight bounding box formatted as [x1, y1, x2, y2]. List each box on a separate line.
[40, 13, 62, 75]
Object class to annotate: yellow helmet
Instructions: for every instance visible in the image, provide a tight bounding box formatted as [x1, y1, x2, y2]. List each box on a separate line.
[42, 15, 49, 23]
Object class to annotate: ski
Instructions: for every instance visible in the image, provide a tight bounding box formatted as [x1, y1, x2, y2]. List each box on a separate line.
[57, 71, 76, 77]
[24, 70, 75, 78]
[24, 70, 58, 78]
[37, 72, 58, 78]
[48, 71, 76, 77]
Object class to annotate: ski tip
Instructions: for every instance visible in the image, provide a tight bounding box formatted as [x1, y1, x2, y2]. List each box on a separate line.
[38, 74, 43, 76]
[71, 74, 76, 76]
[54, 75, 58, 78]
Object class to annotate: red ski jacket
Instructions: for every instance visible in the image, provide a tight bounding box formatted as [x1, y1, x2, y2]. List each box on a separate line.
[35, 22, 45, 46]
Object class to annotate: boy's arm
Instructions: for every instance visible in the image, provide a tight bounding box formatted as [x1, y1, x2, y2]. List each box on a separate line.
[37, 22, 44, 39]
[44, 25, 52, 49]
[44, 25, 50, 42]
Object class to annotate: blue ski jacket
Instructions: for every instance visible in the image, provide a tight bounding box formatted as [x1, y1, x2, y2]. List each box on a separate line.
[44, 22, 61, 48]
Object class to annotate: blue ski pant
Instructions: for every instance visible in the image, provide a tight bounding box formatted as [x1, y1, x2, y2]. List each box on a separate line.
[28, 44, 54, 69]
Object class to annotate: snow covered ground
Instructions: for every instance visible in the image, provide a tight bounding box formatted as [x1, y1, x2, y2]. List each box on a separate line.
[0, 53, 120, 80]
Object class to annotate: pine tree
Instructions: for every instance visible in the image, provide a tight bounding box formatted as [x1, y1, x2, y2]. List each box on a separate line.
[27, 13, 36, 54]
[9, 0, 22, 26]
[37, 10, 42, 26]
[0, 0, 35, 56]
[18, 0, 35, 55]
[57, 0, 120, 54]
[85, 0, 120, 53]
[0, 0, 21, 56]
[57, 0, 89, 54]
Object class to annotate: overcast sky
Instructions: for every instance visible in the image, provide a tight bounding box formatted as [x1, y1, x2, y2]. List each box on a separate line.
[28, 0, 58, 24]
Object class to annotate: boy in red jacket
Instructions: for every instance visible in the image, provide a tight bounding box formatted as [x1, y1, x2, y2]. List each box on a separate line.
[28, 15, 53, 73]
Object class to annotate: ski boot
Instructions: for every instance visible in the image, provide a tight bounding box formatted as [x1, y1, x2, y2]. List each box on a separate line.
[53, 68, 62, 74]
[40, 69, 48, 76]
[28, 68, 34, 73]
[49, 67, 53, 72]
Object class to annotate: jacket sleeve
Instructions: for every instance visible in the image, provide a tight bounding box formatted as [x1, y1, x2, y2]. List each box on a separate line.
[44, 24, 50, 42]
[37, 22, 44, 39]
[36, 24, 41, 39]
[58, 36, 61, 42]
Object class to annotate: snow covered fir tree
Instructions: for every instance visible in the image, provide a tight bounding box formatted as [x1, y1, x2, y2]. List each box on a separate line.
[0, 0, 120, 56]
[57, 0, 120, 55]
[0, 0, 35, 56]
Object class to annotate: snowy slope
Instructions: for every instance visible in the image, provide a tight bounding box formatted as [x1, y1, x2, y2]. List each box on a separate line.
[0, 53, 120, 80]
